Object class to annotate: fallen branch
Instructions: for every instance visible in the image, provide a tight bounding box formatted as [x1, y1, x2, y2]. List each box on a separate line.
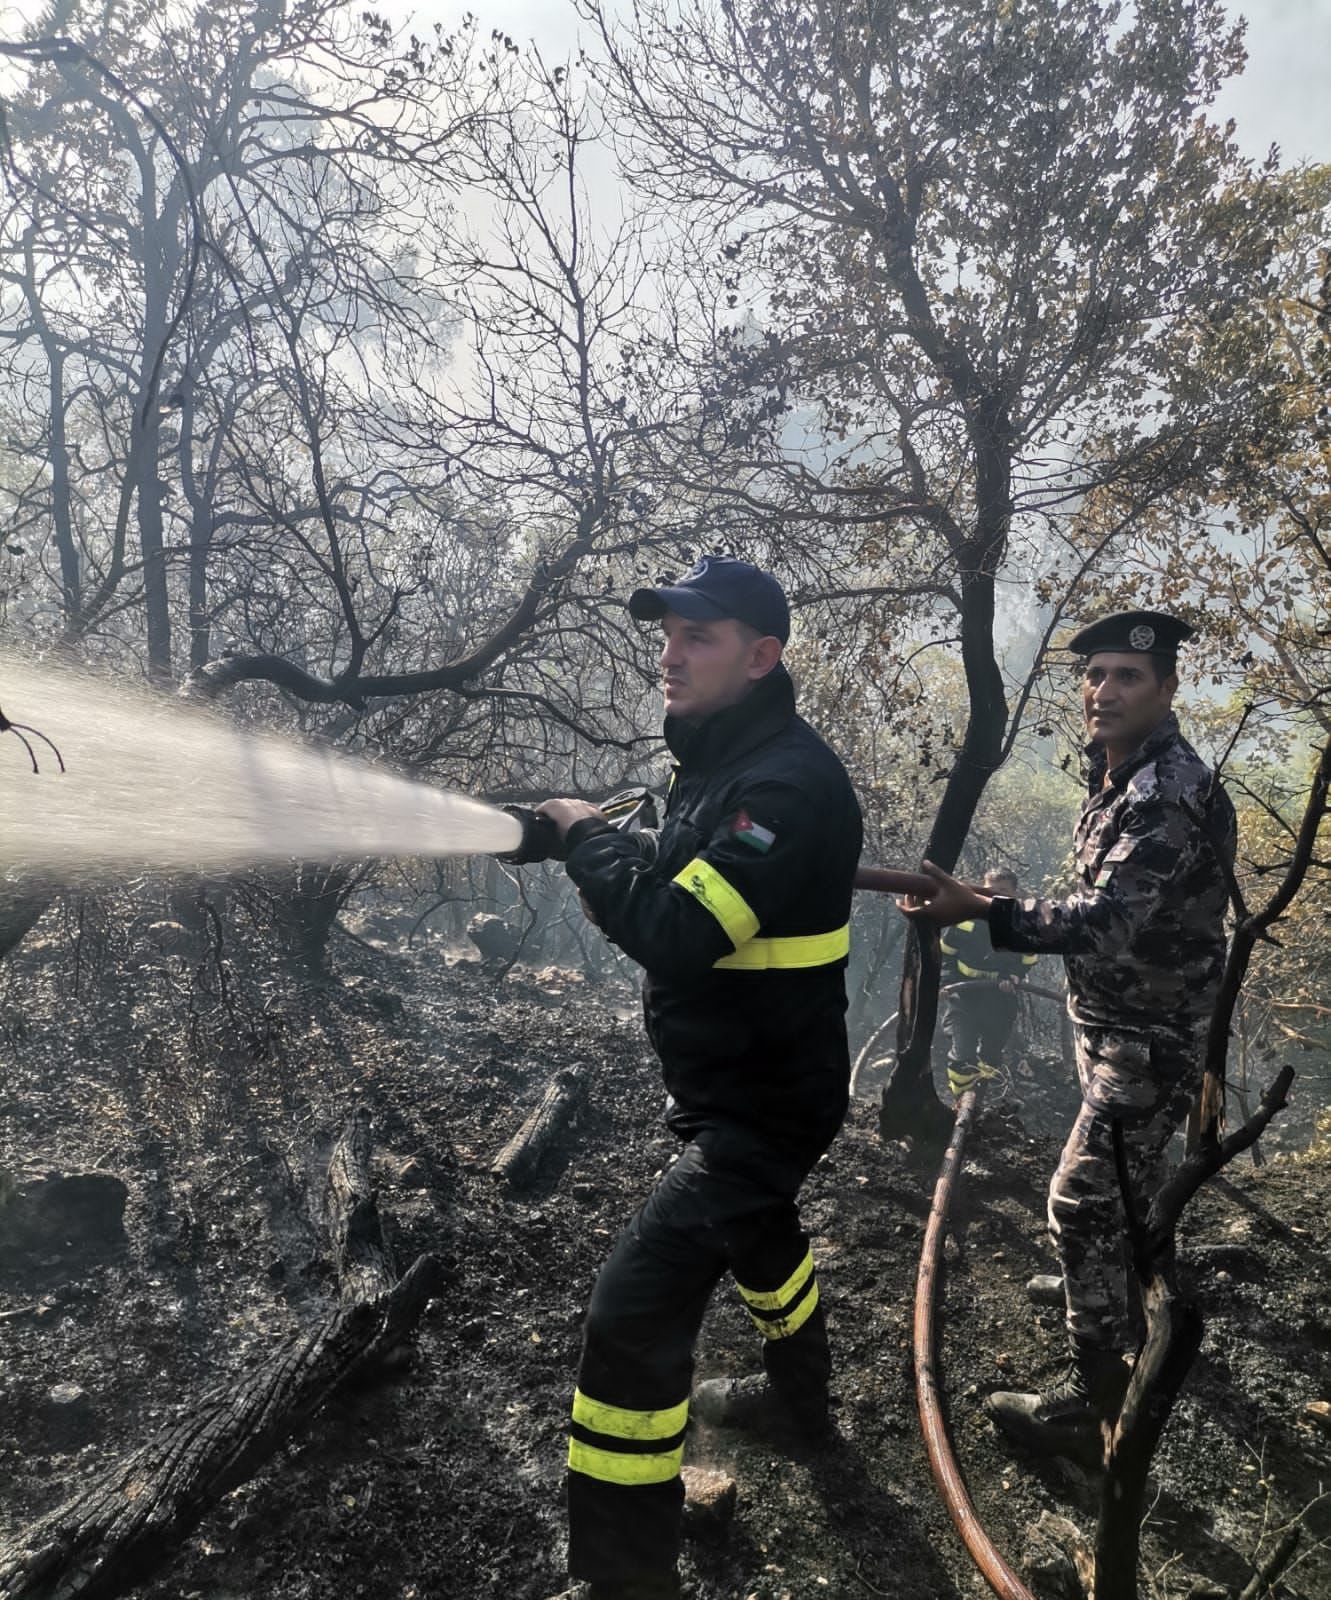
[0, 1254, 444, 1600]
[0, 1109, 440, 1600]
[1236, 1524, 1301, 1600]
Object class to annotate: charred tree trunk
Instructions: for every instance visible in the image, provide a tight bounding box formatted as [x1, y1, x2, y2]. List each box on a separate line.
[880, 515, 1010, 1144]
[265, 862, 365, 980]
[0, 1110, 439, 1600]
[491, 1066, 588, 1189]
[1093, 1067, 1294, 1600]
[0, 1257, 442, 1600]
[1196, 735, 1331, 1142]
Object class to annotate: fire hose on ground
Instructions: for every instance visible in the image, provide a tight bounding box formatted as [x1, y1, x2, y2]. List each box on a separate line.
[915, 1088, 1037, 1600]
[851, 867, 1039, 1599]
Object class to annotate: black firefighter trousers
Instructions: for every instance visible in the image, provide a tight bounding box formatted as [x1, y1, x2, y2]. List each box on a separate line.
[566, 1129, 831, 1584]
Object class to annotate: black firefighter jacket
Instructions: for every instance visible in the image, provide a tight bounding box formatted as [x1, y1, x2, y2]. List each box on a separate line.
[565, 666, 863, 1162]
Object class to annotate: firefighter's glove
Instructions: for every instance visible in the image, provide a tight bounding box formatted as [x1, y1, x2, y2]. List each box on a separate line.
[947, 1060, 999, 1097]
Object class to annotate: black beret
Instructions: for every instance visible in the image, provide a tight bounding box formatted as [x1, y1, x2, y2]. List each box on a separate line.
[1066, 610, 1195, 657]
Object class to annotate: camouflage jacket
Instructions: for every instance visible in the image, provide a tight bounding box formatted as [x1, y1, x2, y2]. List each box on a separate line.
[988, 714, 1235, 1041]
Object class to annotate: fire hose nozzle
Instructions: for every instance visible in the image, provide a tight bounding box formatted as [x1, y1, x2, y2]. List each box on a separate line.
[498, 806, 563, 865]
[497, 787, 659, 866]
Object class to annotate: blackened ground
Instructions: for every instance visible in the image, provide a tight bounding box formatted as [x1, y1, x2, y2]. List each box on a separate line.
[1, 922, 1329, 1600]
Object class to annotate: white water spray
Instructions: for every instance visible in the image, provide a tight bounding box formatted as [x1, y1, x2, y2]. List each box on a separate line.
[0, 653, 521, 881]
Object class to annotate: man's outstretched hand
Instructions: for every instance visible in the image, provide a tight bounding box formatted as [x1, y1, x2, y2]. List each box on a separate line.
[898, 861, 994, 928]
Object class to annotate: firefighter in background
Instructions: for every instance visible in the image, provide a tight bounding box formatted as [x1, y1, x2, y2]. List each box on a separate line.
[938, 867, 1037, 1096]
[536, 556, 862, 1600]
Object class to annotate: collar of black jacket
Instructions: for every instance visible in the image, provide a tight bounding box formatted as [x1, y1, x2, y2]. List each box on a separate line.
[664, 663, 797, 774]
[1085, 710, 1182, 792]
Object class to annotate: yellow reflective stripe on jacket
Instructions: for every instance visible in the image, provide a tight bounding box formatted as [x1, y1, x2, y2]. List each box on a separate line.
[571, 1389, 689, 1442]
[939, 937, 959, 955]
[714, 925, 850, 971]
[956, 958, 997, 980]
[737, 1248, 815, 1312]
[1021, 953, 1038, 966]
[747, 1280, 821, 1341]
[672, 857, 760, 950]
[567, 1437, 684, 1486]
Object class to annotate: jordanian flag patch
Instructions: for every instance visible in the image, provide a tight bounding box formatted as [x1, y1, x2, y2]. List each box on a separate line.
[731, 810, 776, 852]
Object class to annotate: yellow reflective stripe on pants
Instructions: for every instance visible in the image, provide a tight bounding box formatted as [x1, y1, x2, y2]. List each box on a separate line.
[746, 1279, 821, 1341]
[571, 1388, 689, 1441]
[714, 924, 850, 971]
[737, 1248, 814, 1312]
[736, 1249, 820, 1340]
[567, 1387, 688, 1487]
[672, 857, 760, 949]
[567, 1437, 684, 1486]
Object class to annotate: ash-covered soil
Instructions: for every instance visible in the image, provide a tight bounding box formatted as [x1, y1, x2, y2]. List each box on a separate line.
[2, 922, 1330, 1600]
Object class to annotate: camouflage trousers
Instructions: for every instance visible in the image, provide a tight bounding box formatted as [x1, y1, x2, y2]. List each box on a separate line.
[1049, 1023, 1200, 1351]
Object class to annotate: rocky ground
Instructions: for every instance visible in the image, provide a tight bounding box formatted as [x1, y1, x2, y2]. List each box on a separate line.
[2, 914, 1330, 1600]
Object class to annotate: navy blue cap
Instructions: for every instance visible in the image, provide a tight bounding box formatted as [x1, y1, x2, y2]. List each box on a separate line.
[628, 555, 790, 643]
[1067, 610, 1195, 658]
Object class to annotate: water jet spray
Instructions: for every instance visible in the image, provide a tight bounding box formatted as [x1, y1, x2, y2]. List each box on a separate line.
[0, 653, 521, 887]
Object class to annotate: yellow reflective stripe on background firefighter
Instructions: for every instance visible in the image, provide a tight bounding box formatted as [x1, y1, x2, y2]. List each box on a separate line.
[736, 1248, 820, 1339]
[672, 857, 760, 948]
[714, 925, 849, 970]
[568, 1388, 688, 1487]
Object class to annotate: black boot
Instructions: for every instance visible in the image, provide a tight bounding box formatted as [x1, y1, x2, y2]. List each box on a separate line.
[692, 1373, 830, 1443]
[984, 1342, 1131, 1465]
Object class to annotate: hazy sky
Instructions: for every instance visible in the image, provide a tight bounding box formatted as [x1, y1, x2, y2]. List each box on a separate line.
[1211, 0, 1331, 163]
[2, 0, 1327, 164]
[424, 0, 1331, 167]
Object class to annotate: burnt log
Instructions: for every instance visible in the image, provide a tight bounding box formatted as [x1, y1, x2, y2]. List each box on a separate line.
[490, 1066, 587, 1189]
[323, 1105, 395, 1304]
[0, 1109, 440, 1600]
[0, 1255, 444, 1600]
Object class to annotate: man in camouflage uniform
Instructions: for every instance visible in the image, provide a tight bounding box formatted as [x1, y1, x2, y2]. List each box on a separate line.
[907, 611, 1235, 1460]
